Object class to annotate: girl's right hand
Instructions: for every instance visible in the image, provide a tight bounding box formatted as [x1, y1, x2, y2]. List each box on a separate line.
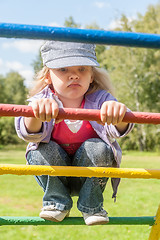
[31, 98, 59, 122]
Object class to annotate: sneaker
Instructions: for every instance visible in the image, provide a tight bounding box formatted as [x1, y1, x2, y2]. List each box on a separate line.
[82, 209, 109, 226]
[39, 205, 70, 222]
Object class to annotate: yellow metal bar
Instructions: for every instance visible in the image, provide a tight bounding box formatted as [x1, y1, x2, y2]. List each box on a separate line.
[0, 164, 160, 179]
[149, 205, 160, 240]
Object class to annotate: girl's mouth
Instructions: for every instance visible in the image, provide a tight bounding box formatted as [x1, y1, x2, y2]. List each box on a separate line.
[68, 83, 81, 87]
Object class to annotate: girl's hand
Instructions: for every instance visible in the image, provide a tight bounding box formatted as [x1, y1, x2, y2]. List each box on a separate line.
[31, 98, 59, 122]
[100, 101, 126, 125]
[24, 98, 59, 134]
[100, 101, 128, 134]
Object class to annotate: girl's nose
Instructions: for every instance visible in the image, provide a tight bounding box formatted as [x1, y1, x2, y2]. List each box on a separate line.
[69, 72, 79, 80]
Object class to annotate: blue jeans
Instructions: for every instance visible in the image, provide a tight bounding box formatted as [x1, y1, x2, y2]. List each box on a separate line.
[27, 138, 115, 214]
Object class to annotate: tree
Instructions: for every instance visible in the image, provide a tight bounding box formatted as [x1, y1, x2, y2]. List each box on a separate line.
[100, 4, 160, 151]
[32, 52, 43, 74]
[4, 71, 28, 104]
[0, 75, 6, 103]
[0, 71, 28, 145]
[64, 16, 81, 28]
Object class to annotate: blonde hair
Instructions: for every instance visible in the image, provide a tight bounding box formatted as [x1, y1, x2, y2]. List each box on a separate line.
[29, 66, 114, 97]
[88, 67, 114, 96]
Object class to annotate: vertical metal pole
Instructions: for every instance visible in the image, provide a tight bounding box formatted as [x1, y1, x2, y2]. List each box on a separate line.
[148, 205, 160, 240]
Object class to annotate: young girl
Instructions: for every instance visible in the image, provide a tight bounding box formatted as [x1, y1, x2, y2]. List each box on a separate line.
[15, 41, 134, 226]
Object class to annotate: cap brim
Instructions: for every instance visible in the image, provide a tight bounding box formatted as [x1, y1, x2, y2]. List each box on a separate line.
[45, 57, 100, 69]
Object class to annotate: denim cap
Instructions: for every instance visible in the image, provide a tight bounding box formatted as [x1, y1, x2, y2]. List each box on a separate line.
[40, 41, 99, 69]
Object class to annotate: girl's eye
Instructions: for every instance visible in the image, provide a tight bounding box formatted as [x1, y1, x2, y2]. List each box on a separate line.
[59, 68, 67, 72]
[79, 67, 86, 72]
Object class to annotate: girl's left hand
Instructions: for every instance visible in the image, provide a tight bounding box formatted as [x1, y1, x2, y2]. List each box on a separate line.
[100, 101, 127, 126]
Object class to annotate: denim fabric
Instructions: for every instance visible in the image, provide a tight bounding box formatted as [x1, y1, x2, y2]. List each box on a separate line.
[27, 138, 115, 214]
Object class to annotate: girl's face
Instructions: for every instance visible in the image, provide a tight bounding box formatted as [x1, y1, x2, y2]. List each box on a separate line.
[48, 66, 93, 105]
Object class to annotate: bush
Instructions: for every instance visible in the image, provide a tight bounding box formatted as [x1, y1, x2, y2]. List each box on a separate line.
[119, 125, 160, 152]
[0, 117, 20, 145]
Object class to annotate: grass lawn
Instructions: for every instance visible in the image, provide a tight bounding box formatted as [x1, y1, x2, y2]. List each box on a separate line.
[0, 146, 160, 240]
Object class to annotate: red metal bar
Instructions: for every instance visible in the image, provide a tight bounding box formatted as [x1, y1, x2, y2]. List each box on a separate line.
[0, 103, 160, 124]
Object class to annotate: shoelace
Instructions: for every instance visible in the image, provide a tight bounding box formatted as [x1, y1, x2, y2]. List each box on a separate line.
[94, 209, 108, 217]
[42, 205, 57, 211]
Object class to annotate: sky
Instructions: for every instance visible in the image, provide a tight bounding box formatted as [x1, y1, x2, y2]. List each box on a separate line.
[0, 0, 159, 87]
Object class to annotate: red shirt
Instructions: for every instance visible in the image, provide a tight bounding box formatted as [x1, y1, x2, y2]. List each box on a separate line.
[51, 119, 99, 155]
[50, 92, 99, 155]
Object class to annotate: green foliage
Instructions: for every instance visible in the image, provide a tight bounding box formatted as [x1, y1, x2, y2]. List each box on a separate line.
[0, 117, 19, 145]
[99, 4, 160, 151]
[0, 71, 28, 145]
[64, 16, 81, 28]
[32, 51, 43, 74]
[0, 72, 27, 104]
[4, 72, 28, 104]
[0, 75, 6, 103]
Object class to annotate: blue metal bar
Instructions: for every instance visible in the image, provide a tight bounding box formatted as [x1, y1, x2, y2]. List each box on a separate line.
[0, 22, 160, 49]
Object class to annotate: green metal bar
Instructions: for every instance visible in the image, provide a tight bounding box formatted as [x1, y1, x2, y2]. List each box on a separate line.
[0, 216, 155, 226]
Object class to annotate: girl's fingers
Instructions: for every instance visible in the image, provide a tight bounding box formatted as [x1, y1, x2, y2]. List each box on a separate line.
[31, 101, 40, 119]
[112, 105, 119, 125]
[38, 101, 46, 122]
[51, 101, 59, 119]
[100, 103, 107, 123]
[106, 104, 113, 125]
[101, 101, 116, 125]
[45, 102, 52, 122]
[117, 104, 127, 123]
[31, 99, 59, 122]
[100, 101, 127, 125]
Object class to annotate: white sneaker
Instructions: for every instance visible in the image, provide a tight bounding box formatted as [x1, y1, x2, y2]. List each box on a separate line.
[39, 205, 70, 222]
[82, 209, 109, 226]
